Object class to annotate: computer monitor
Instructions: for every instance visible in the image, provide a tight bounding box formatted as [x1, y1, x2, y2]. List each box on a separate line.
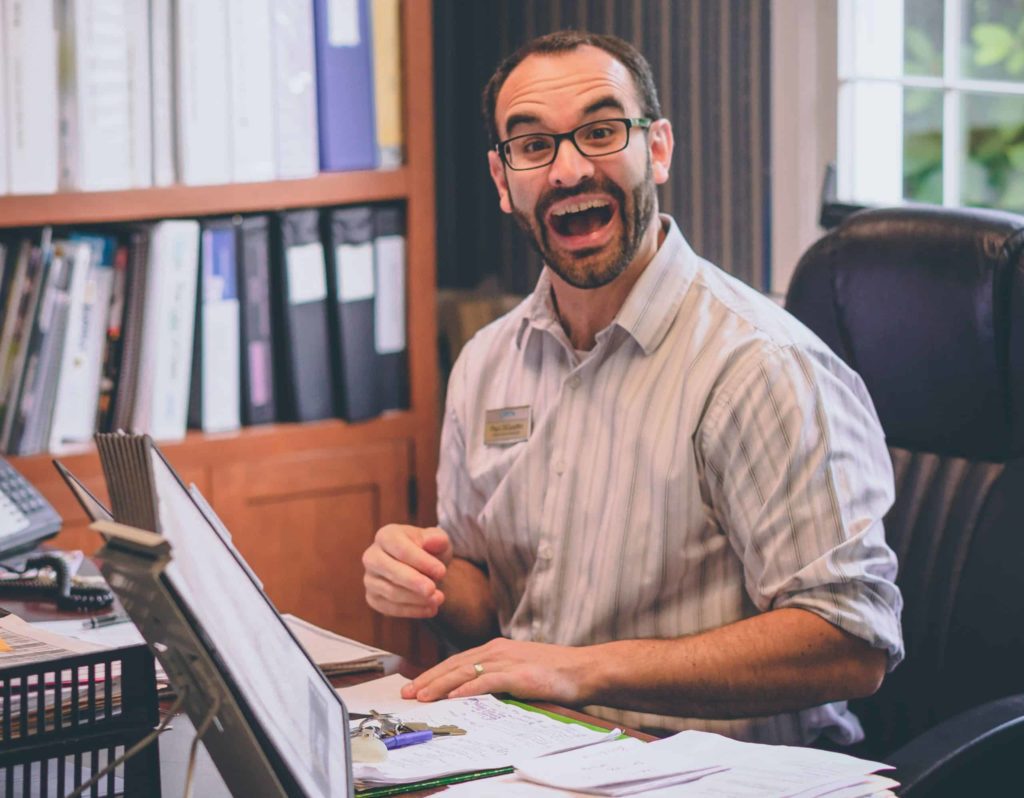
[58, 437, 353, 797]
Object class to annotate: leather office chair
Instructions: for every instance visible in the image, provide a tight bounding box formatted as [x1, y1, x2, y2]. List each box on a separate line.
[786, 206, 1024, 797]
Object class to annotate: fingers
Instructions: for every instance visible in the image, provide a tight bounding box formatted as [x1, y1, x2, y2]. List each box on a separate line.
[362, 525, 452, 618]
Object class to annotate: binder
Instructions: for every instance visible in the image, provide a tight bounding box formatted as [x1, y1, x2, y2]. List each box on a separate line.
[312, 0, 379, 172]
[371, 0, 403, 168]
[189, 218, 241, 433]
[0, 3, 7, 196]
[271, 209, 333, 422]
[237, 215, 278, 425]
[125, 0, 153, 188]
[3, 0, 59, 195]
[96, 241, 131, 433]
[131, 220, 202, 441]
[226, 0, 276, 182]
[110, 228, 151, 433]
[270, 0, 320, 179]
[324, 205, 379, 422]
[374, 204, 409, 411]
[175, 0, 231, 185]
[58, 0, 134, 191]
[150, 0, 176, 186]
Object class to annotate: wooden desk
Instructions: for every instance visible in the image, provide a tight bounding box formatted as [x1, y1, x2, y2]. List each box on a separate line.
[2, 594, 650, 796]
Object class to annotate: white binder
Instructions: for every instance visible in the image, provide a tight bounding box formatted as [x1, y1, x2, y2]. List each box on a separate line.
[270, 0, 319, 179]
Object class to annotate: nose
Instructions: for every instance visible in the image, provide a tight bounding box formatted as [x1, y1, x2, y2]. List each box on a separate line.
[547, 136, 594, 189]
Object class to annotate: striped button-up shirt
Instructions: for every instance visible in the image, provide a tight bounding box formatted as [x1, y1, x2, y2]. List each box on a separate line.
[438, 216, 904, 746]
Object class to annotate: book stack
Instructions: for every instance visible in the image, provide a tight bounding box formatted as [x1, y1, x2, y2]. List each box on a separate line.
[0, 0, 403, 196]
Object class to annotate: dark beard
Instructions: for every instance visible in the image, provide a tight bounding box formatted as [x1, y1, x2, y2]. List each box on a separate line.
[509, 157, 656, 290]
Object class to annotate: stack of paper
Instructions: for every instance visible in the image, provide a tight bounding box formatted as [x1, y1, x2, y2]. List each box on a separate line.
[281, 613, 388, 676]
[504, 729, 898, 798]
[337, 674, 620, 789]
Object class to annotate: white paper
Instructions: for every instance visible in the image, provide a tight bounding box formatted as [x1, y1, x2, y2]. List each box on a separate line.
[0, 614, 103, 668]
[337, 242, 375, 302]
[336, 675, 617, 786]
[287, 242, 328, 304]
[282, 613, 388, 665]
[328, 0, 360, 46]
[515, 736, 723, 795]
[374, 234, 405, 353]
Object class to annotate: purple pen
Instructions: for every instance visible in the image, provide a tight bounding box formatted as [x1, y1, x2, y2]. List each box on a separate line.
[382, 730, 433, 750]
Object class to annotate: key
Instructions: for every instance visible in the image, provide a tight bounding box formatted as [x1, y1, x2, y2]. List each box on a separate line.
[403, 722, 467, 736]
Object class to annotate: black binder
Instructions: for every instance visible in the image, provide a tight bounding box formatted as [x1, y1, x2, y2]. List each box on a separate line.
[271, 209, 333, 422]
[237, 215, 278, 425]
[323, 206, 379, 422]
[373, 204, 409, 412]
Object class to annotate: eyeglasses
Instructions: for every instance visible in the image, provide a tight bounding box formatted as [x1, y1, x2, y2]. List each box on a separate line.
[496, 117, 652, 171]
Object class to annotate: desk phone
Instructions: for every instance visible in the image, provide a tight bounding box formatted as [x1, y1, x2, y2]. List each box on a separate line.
[0, 457, 61, 558]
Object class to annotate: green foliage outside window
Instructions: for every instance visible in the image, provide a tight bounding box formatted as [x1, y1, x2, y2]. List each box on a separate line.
[903, 0, 1024, 210]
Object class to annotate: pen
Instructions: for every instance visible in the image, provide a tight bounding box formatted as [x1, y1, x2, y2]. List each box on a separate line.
[83, 613, 131, 629]
[382, 730, 433, 750]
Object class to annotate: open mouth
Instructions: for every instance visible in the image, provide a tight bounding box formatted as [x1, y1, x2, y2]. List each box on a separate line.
[548, 199, 615, 239]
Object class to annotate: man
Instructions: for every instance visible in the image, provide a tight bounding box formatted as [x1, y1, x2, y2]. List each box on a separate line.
[362, 30, 903, 746]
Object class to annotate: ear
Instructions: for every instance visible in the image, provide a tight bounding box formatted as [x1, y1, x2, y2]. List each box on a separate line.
[647, 119, 674, 185]
[488, 150, 514, 214]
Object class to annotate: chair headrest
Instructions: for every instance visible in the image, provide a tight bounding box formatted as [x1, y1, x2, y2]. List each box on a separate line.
[786, 206, 1024, 461]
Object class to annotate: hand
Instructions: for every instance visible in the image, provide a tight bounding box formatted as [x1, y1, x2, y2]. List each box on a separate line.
[362, 524, 453, 618]
[401, 638, 593, 705]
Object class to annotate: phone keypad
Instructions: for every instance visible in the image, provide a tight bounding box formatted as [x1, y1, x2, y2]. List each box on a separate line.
[0, 460, 45, 516]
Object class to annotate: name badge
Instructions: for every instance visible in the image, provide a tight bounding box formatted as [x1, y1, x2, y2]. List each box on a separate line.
[484, 406, 531, 445]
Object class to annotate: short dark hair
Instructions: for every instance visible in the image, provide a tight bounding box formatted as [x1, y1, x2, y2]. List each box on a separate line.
[481, 30, 662, 149]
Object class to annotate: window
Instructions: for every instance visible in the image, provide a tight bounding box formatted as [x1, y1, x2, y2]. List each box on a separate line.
[838, 0, 1024, 211]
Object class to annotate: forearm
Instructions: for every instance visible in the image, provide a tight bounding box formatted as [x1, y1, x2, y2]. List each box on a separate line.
[434, 557, 500, 647]
[583, 608, 886, 718]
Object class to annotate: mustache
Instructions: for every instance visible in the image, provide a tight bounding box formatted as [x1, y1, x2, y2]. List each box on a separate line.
[535, 177, 627, 220]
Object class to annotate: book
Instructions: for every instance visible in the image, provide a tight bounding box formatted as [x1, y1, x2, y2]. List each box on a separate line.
[189, 218, 241, 433]
[323, 205, 379, 422]
[110, 228, 150, 433]
[226, 0, 276, 182]
[271, 209, 333, 422]
[373, 204, 408, 412]
[3, 0, 60, 195]
[8, 240, 74, 454]
[270, 0, 320, 179]
[58, 0, 134, 191]
[0, 4, 7, 196]
[312, 0, 378, 172]
[175, 0, 231, 185]
[237, 215, 278, 425]
[48, 237, 112, 452]
[371, 0, 403, 168]
[95, 241, 130, 433]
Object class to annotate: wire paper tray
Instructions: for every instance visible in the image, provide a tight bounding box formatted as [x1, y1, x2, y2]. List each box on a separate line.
[0, 643, 158, 755]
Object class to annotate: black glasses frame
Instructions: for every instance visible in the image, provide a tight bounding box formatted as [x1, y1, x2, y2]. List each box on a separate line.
[496, 117, 653, 171]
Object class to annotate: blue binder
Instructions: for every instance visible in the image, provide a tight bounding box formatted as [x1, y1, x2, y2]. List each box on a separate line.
[312, 0, 379, 172]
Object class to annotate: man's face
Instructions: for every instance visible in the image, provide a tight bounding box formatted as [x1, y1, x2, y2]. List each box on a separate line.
[488, 46, 672, 289]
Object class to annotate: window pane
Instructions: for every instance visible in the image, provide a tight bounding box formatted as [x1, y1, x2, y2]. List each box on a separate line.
[961, 92, 1024, 210]
[962, 0, 1024, 81]
[903, 88, 944, 203]
[905, 0, 944, 77]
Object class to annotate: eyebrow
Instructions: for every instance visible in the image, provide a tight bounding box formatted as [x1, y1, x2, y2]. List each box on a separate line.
[502, 95, 629, 138]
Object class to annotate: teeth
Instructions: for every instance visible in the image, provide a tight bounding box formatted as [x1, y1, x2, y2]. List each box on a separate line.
[552, 199, 609, 216]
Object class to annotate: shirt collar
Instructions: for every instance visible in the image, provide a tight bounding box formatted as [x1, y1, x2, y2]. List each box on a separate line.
[515, 215, 698, 355]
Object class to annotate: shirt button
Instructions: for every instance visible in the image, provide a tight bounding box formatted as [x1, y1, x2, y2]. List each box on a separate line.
[553, 460, 565, 474]
[568, 375, 581, 389]
[538, 541, 553, 560]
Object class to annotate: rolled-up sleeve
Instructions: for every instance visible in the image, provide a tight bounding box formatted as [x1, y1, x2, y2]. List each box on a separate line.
[698, 342, 905, 670]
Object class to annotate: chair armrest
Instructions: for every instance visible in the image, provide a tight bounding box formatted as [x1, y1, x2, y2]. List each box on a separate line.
[888, 693, 1024, 796]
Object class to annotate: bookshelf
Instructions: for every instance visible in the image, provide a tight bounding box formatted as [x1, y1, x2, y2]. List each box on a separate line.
[2, 0, 439, 664]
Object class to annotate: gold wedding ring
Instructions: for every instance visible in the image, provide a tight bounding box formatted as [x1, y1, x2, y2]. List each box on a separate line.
[472, 662, 485, 677]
